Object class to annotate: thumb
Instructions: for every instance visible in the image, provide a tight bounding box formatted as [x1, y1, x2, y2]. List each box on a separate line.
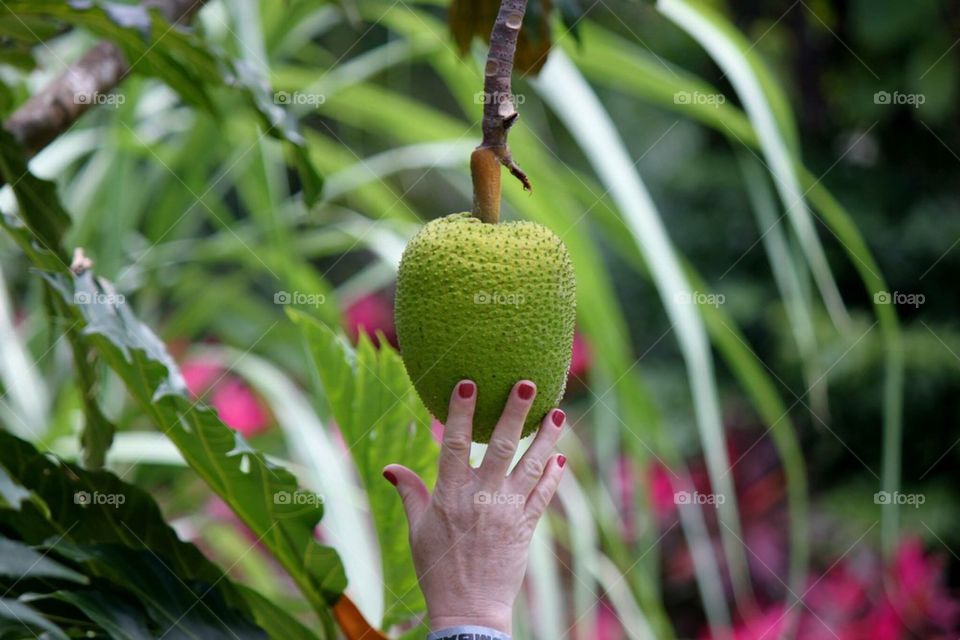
[383, 464, 429, 525]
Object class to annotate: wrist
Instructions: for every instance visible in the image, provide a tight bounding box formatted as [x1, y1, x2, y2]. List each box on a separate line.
[430, 608, 512, 635]
[427, 624, 510, 640]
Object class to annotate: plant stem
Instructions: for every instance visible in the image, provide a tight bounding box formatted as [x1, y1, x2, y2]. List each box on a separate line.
[2, 0, 207, 159]
[471, 0, 531, 224]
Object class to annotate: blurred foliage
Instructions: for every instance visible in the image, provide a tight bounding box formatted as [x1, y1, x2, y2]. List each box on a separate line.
[1, 0, 958, 638]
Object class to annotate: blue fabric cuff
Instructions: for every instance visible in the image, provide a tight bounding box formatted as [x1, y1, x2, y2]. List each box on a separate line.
[427, 626, 511, 640]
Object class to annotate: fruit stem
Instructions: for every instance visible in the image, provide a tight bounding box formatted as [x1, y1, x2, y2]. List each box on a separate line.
[471, 0, 531, 224]
[471, 147, 501, 223]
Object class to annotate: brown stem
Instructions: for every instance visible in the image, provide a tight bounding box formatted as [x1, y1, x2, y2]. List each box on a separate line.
[471, 0, 531, 224]
[2, 0, 207, 159]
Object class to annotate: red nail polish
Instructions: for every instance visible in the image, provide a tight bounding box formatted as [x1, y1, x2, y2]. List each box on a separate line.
[551, 409, 565, 427]
[383, 470, 397, 485]
[458, 381, 475, 399]
[518, 382, 535, 400]
[557, 455, 567, 469]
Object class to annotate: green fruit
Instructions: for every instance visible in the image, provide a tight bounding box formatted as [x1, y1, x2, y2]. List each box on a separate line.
[395, 212, 576, 443]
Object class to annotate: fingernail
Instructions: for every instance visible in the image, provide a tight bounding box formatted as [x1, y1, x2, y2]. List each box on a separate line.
[383, 470, 397, 485]
[458, 381, 475, 399]
[551, 409, 565, 427]
[518, 382, 535, 400]
[557, 455, 567, 469]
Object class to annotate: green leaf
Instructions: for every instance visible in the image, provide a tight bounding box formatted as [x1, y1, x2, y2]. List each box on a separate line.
[0, 431, 221, 585]
[0, 597, 68, 640]
[51, 543, 267, 640]
[37, 271, 347, 610]
[235, 585, 321, 640]
[657, 0, 848, 332]
[1, 0, 217, 111]
[292, 311, 438, 628]
[0, 2, 322, 203]
[0, 151, 345, 626]
[0, 537, 88, 584]
[0, 129, 69, 261]
[65, 327, 117, 470]
[0, 431, 295, 638]
[41, 590, 153, 640]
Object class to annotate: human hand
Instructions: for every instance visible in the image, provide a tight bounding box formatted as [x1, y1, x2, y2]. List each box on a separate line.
[383, 379, 567, 634]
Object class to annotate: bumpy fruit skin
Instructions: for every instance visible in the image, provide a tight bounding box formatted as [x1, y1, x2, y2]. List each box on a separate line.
[395, 213, 576, 443]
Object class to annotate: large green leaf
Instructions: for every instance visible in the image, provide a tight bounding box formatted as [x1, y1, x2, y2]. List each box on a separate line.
[0, 537, 87, 584]
[236, 585, 320, 640]
[41, 270, 346, 608]
[0, 132, 346, 627]
[52, 543, 267, 640]
[293, 311, 439, 629]
[0, 431, 273, 639]
[42, 590, 153, 640]
[0, 597, 68, 640]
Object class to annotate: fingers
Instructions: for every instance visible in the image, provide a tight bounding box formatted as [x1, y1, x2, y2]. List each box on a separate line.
[383, 464, 429, 525]
[508, 408, 566, 495]
[478, 380, 536, 486]
[437, 380, 477, 485]
[524, 454, 566, 520]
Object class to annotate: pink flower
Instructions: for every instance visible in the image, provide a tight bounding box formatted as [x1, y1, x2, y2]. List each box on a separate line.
[344, 293, 397, 348]
[700, 605, 787, 640]
[568, 331, 592, 385]
[883, 537, 960, 631]
[181, 357, 270, 438]
[182, 359, 221, 397]
[646, 461, 677, 522]
[595, 599, 624, 640]
[212, 379, 269, 438]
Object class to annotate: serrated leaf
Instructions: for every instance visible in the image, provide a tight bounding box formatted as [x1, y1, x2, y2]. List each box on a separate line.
[39, 272, 347, 609]
[292, 311, 438, 628]
[0, 148, 345, 622]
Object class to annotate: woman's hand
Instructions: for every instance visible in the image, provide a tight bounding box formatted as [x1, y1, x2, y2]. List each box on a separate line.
[383, 379, 567, 634]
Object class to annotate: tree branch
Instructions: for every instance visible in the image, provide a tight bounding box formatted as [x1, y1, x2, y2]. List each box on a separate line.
[2, 0, 207, 158]
[471, 0, 530, 224]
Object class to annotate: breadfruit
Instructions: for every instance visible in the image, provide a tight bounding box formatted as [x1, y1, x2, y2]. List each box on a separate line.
[395, 212, 576, 443]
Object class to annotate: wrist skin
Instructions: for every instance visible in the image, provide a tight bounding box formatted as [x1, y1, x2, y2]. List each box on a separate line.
[429, 604, 513, 635]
